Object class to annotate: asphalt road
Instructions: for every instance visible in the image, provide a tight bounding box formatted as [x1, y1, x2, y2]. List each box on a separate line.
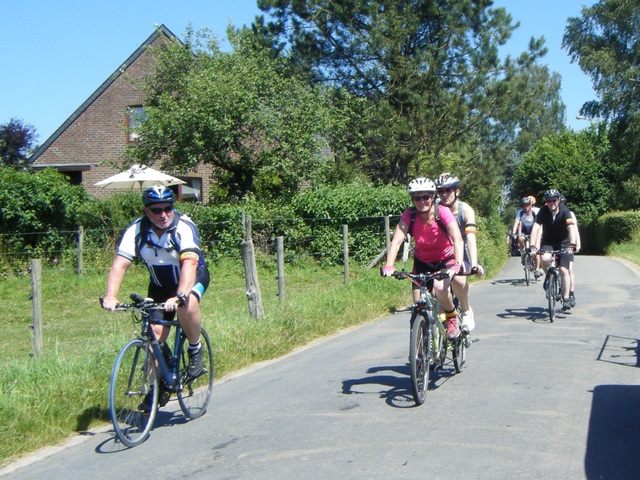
[2, 256, 640, 480]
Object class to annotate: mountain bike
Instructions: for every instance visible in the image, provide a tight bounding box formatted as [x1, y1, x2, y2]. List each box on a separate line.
[541, 249, 568, 322]
[102, 294, 214, 447]
[390, 270, 469, 406]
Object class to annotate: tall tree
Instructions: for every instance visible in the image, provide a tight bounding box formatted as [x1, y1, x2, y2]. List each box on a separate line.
[0, 118, 38, 168]
[563, 0, 640, 208]
[252, 0, 565, 211]
[130, 27, 354, 202]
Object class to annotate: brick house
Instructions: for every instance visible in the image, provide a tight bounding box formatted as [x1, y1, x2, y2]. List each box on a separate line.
[29, 24, 212, 203]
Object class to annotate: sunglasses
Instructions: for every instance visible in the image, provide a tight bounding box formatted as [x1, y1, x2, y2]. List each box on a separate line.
[412, 194, 433, 202]
[148, 206, 174, 215]
[546, 198, 559, 203]
[437, 188, 454, 194]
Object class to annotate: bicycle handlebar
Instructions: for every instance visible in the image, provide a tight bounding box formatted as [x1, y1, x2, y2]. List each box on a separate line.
[99, 293, 165, 311]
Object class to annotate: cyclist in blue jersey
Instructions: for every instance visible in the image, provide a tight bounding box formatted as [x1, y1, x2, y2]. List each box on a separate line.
[102, 185, 210, 410]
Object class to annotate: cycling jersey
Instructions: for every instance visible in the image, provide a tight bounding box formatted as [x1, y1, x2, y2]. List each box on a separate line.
[515, 207, 539, 235]
[535, 204, 574, 248]
[401, 205, 456, 264]
[116, 213, 207, 291]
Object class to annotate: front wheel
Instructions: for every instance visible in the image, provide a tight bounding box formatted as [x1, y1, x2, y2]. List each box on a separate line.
[178, 328, 214, 419]
[452, 330, 467, 373]
[109, 339, 157, 447]
[409, 314, 430, 406]
[547, 273, 557, 322]
[523, 253, 532, 286]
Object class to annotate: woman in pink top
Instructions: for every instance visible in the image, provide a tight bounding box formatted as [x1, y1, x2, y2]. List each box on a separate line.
[382, 177, 465, 339]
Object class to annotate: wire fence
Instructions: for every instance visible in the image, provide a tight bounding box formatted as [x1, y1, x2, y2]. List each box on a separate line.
[0, 214, 401, 276]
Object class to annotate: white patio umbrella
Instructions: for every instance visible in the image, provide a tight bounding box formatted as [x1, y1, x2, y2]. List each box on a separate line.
[94, 164, 186, 189]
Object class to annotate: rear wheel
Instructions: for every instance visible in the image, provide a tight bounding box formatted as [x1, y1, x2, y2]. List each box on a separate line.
[178, 328, 214, 419]
[409, 313, 430, 405]
[547, 273, 557, 322]
[109, 339, 157, 447]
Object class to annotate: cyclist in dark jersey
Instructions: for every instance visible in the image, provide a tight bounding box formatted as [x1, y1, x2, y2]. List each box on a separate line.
[530, 189, 577, 311]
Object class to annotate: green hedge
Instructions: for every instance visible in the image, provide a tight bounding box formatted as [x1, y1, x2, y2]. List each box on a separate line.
[594, 210, 640, 252]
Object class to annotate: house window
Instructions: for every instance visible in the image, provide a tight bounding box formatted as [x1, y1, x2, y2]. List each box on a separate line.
[179, 178, 202, 202]
[127, 106, 147, 143]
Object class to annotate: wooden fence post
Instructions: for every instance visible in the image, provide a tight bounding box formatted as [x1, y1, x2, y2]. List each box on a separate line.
[76, 226, 84, 277]
[30, 259, 43, 356]
[241, 213, 264, 319]
[385, 215, 391, 252]
[343, 224, 349, 285]
[276, 236, 285, 303]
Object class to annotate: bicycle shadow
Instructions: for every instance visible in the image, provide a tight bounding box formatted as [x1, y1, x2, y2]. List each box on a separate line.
[497, 306, 566, 323]
[341, 363, 457, 408]
[94, 403, 189, 454]
[492, 277, 541, 287]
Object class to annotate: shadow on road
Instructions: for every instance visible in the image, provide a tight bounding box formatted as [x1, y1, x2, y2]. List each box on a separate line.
[94, 404, 188, 454]
[597, 335, 640, 368]
[341, 363, 457, 408]
[496, 306, 551, 323]
[584, 384, 640, 479]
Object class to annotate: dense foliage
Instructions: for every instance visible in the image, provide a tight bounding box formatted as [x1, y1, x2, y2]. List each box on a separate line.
[563, 0, 640, 209]
[130, 27, 358, 203]
[0, 168, 95, 268]
[511, 126, 611, 226]
[251, 0, 565, 213]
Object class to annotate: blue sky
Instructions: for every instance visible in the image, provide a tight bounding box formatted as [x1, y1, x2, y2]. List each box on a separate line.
[1, 0, 597, 146]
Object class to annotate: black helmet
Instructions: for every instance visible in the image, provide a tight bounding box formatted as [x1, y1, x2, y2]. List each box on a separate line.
[435, 173, 461, 189]
[521, 196, 532, 205]
[544, 189, 561, 200]
[142, 185, 176, 206]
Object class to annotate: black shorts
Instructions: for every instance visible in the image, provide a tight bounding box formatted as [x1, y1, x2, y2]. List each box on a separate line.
[147, 265, 210, 303]
[540, 245, 573, 269]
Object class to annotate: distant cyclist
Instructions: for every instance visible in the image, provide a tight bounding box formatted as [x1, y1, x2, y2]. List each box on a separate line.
[512, 195, 542, 278]
[434, 173, 484, 333]
[382, 177, 465, 340]
[530, 189, 577, 311]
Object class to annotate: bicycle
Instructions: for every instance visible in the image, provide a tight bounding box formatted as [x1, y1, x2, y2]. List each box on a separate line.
[521, 236, 535, 286]
[102, 293, 214, 447]
[390, 270, 469, 405]
[540, 249, 569, 322]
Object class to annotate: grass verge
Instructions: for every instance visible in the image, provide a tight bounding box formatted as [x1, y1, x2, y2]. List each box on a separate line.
[0, 258, 415, 467]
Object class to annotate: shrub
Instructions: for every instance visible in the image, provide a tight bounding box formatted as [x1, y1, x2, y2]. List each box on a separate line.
[594, 211, 640, 252]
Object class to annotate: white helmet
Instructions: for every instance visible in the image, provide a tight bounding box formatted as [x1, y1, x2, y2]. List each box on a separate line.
[406, 177, 436, 194]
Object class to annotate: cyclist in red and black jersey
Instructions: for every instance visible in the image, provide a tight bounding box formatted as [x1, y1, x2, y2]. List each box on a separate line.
[530, 189, 578, 311]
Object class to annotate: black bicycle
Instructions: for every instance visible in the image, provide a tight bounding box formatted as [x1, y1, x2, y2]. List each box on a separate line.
[521, 236, 535, 286]
[541, 249, 568, 322]
[103, 294, 214, 447]
[390, 271, 469, 405]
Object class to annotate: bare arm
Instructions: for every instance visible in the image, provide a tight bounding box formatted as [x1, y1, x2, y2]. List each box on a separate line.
[102, 255, 133, 310]
[382, 220, 409, 274]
